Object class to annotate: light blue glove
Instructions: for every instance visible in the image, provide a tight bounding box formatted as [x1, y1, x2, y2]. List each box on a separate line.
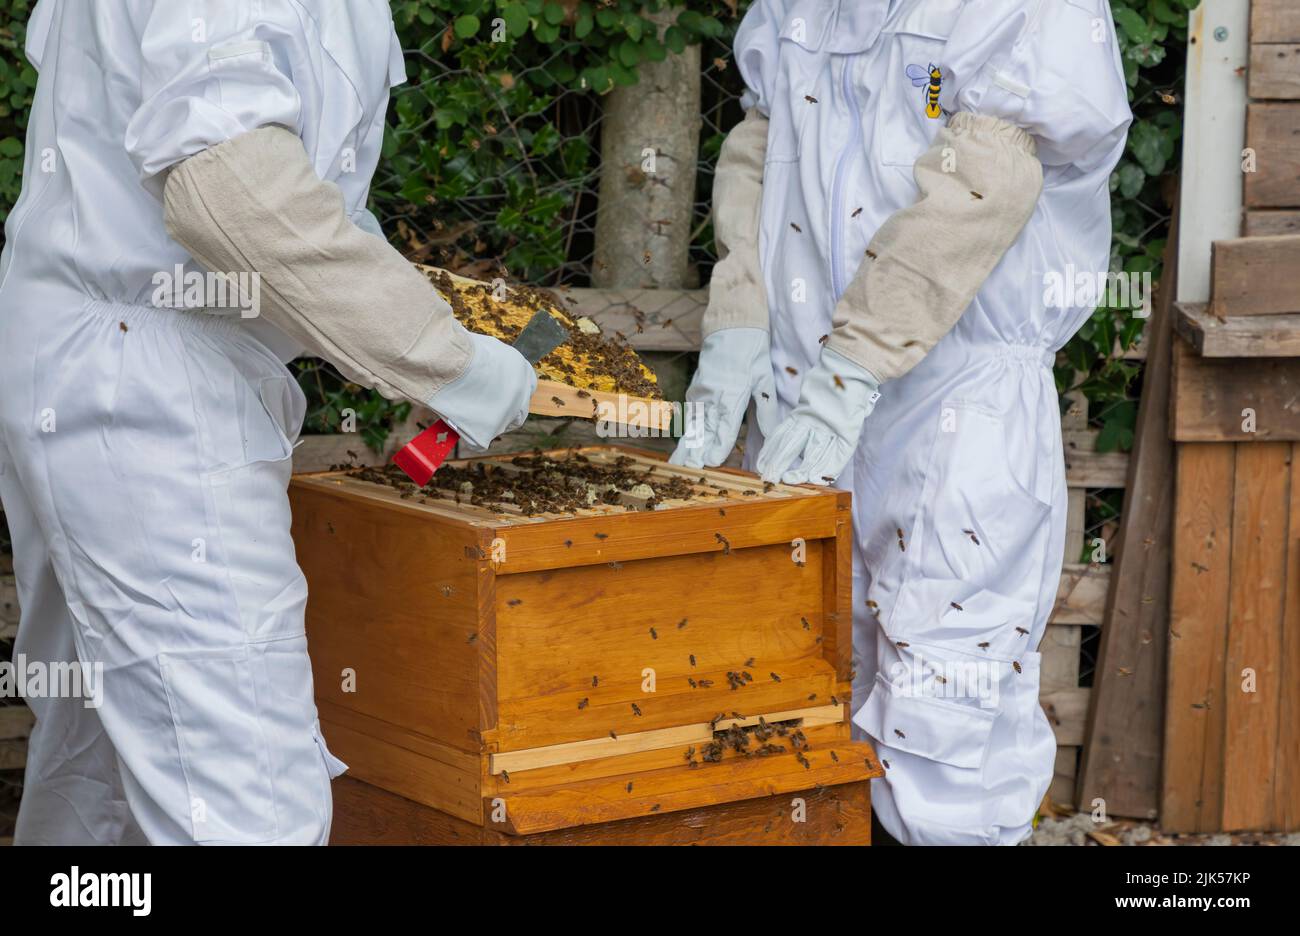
[756, 347, 881, 485]
[427, 330, 538, 449]
[670, 327, 780, 468]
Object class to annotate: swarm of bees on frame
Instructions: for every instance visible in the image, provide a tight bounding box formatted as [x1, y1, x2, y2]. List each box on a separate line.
[346, 451, 697, 516]
[416, 265, 661, 399]
[684, 716, 810, 768]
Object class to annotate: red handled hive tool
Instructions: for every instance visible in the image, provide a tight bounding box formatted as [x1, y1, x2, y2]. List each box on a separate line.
[392, 310, 570, 487]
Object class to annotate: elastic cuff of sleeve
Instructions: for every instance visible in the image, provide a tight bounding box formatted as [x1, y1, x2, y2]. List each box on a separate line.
[821, 339, 885, 390]
[700, 283, 770, 337]
[948, 111, 1037, 157]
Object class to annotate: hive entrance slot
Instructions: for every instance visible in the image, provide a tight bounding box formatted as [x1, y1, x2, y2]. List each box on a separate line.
[488, 706, 841, 775]
[697, 716, 807, 765]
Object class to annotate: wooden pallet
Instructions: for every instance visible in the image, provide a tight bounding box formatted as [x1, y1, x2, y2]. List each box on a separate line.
[1161, 338, 1300, 833]
[1049, 378, 1095, 805]
[1077, 206, 1182, 820]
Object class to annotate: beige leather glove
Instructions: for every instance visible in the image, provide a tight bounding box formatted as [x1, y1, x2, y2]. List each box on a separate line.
[163, 125, 477, 404]
[826, 112, 1044, 381]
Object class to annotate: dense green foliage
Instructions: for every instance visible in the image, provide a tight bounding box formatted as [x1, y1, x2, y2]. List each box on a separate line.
[0, 0, 37, 222]
[1073, 0, 1201, 452]
[376, 0, 735, 282]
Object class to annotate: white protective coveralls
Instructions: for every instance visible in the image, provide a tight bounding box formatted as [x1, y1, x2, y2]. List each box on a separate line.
[682, 0, 1131, 844]
[0, 0, 519, 844]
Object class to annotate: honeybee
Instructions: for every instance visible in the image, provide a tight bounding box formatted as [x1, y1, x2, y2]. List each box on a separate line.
[906, 63, 944, 119]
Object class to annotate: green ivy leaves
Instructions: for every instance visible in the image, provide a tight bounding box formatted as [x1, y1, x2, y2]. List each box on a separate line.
[1069, 0, 1199, 454]
[0, 0, 37, 223]
[453, 14, 480, 38]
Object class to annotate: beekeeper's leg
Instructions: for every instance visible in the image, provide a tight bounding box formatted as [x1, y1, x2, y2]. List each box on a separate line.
[0, 453, 145, 845]
[6, 302, 340, 844]
[853, 397, 1062, 845]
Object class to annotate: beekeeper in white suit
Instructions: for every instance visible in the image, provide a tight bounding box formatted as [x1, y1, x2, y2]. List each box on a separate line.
[674, 0, 1131, 844]
[0, 0, 535, 844]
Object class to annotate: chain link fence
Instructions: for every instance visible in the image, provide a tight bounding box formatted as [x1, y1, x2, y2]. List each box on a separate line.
[367, 18, 744, 287]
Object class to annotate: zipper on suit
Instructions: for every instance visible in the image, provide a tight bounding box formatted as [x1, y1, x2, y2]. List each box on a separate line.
[829, 56, 861, 300]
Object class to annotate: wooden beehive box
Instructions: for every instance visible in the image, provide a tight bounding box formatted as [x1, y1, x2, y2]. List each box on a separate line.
[289, 446, 881, 836]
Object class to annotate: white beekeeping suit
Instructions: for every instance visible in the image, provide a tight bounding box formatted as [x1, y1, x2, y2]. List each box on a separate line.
[0, 0, 535, 844]
[675, 0, 1130, 844]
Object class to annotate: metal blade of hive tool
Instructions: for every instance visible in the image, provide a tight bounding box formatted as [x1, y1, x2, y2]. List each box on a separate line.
[512, 309, 568, 364]
[391, 311, 569, 485]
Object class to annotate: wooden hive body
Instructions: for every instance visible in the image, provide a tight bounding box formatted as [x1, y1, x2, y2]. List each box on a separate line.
[289, 446, 882, 836]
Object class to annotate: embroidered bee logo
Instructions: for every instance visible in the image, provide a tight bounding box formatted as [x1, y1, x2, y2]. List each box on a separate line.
[906, 63, 943, 119]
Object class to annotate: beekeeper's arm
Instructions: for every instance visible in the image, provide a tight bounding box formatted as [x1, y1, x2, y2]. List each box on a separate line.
[671, 0, 783, 468]
[759, 0, 1132, 484]
[124, 2, 534, 448]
